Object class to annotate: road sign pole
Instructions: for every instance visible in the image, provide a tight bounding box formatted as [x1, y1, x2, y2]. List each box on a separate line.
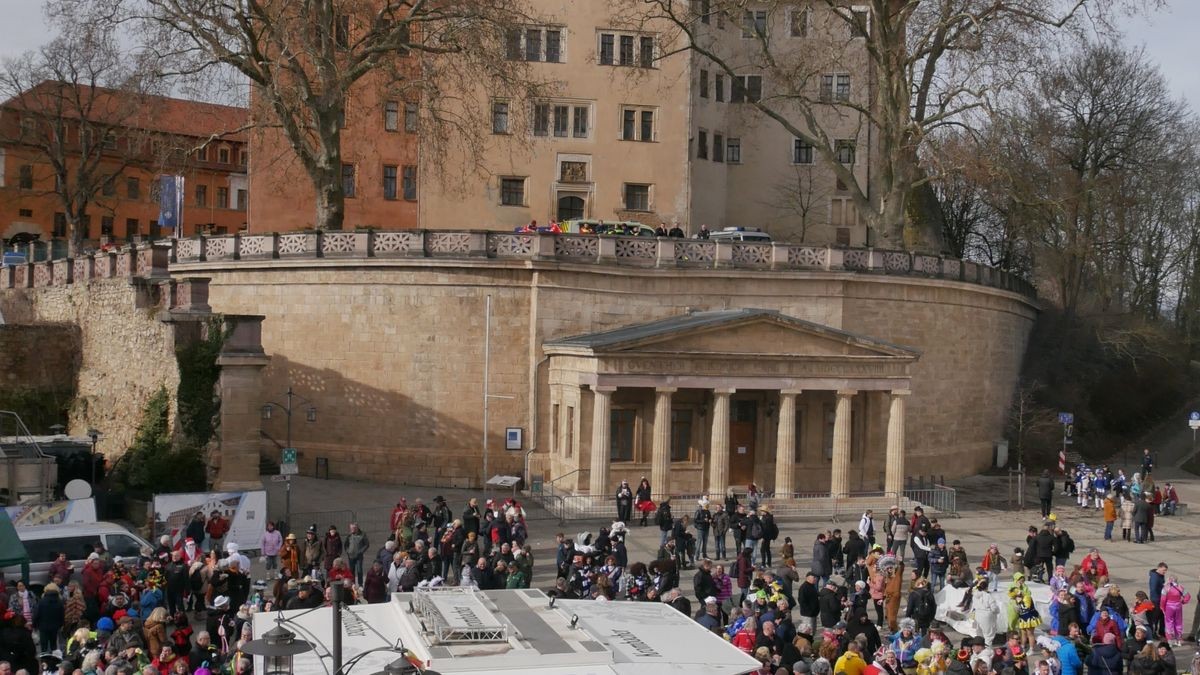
[286, 475, 292, 533]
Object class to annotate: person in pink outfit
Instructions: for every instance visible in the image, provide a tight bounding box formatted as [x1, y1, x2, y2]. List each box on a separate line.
[1160, 574, 1191, 646]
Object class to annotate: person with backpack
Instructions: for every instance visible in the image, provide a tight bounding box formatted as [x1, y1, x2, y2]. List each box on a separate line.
[694, 498, 712, 560]
[744, 509, 765, 564]
[655, 499, 674, 547]
[1053, 525, 1075, 569]
[905, 577, 937, 635]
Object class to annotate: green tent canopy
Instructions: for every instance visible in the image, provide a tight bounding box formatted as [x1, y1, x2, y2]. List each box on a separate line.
[0, 509, 30, 584]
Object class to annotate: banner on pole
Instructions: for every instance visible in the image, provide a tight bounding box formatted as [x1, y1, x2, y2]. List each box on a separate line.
[157, 175, 185, 236]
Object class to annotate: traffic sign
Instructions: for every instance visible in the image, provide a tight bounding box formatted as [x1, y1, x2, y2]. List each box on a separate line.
[282, 447, 297, 464]
[270, 474, 289, 482]
[1191, 412, 1200, 421]
[280, 463, 299, 476]
[1058, 412, 1074, 425]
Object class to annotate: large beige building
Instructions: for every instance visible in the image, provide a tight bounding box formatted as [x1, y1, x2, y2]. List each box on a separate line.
[421, 1, 874, 244]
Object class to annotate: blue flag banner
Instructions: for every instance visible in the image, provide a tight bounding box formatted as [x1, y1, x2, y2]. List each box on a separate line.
[157, 175, 184, 236]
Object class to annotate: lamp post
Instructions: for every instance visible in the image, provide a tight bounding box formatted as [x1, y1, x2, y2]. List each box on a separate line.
[262, 387, 317, 532]
[86, 428, 101, 487]
[241, 621, 315, 675]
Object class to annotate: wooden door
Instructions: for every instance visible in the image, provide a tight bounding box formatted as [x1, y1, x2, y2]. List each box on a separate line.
[729, 400, 757, 487]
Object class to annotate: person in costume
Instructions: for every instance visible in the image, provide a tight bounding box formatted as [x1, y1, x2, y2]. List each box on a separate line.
[1010, 572, 1040, 656]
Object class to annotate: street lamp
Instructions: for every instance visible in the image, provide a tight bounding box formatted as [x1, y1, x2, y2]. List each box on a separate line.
[261, 387, 317, 532]
[371, 657, 442, 675]
[86, 428, 101, 487]
[241, 621, 314, 675]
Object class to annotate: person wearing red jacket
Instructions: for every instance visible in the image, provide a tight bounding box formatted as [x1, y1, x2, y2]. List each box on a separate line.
[1080, 549, 1109, 585]
[82, 557, 105, 601]
[205, 510, 230, 552]
[732, 616, 758, 654]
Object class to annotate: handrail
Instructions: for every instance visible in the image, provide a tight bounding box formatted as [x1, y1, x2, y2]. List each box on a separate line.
[545, 468, 581, 488]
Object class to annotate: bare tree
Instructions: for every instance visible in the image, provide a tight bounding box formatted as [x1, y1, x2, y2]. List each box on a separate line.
[768, 165, 828, 242]
[0, 26, 157, 256]
[626, 0, 1155, 253]
[1006, 379, 1058, 470]
[57, 0, 548, 231]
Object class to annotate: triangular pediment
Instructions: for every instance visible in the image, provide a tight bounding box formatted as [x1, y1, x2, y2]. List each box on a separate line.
[544, 309, 919, 360]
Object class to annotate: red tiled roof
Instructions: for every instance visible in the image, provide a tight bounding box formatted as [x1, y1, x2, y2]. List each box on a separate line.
[2, 80, 248, 141]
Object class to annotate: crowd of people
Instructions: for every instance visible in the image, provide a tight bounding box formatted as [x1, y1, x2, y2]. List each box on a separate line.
[0, 462, 1194, 675]
[0, 494, 536, 675]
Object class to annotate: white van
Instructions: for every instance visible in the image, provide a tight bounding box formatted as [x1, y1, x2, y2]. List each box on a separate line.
[4, 522, 154, 587]
[708, 227, 772, 242]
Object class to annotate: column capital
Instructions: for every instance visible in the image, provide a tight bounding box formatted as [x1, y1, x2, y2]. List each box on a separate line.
[713, 387, 736, 396]
[592, 385, 618, 394]
[890, 389, 912, 397]
[655, 386, 678, 395]
[836, 389, 858, 398]
[780, 389, 803, 397]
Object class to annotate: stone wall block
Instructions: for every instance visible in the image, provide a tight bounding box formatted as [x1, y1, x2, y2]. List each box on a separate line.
[52, 259, 72, 286]
[655, 238, 676, 268]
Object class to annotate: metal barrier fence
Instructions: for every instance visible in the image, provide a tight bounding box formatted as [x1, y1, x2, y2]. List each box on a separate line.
[531, 486, 957, 523]
[282, 510, 357, 537]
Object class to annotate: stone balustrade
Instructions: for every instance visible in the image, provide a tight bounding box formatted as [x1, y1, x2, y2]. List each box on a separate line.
[0, 231, 1037, 298]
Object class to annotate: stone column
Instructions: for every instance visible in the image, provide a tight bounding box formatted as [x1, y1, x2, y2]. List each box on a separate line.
[774, 390, 801, 498]
[830, 390, 857, 498]
[651, 387, 676, 500]
[885, 390, 911, 501]
[588, 386, 616, 496]
[214, 316, 270, 490]
[707, 388, 735, 498]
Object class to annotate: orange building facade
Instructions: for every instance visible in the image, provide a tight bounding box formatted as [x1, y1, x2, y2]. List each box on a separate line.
[0, 83, 250, 248]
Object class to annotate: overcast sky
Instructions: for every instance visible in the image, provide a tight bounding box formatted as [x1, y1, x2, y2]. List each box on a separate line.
[1, 0, 1197, 111]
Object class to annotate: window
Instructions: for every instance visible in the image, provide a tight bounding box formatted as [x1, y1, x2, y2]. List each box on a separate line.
[553, 105, 569, 137]
[714, 133, 724, 162]
[525, 27, 542, 61]
[610, 409, 636, 461]
[619, 35, 634, 66]
[102, 132, 117, 150]
[218, 147, 230, 164]
[18, 165, 32, 189]
[239, 149, 248, 166]
[342, 164, 356, 197]
[671, 409, 693, 461]
[551, 403, 560, 455]
[508, 26, 564, 62]
[789, 7, 811, 37]
[384, 101, 399, 131]
[492, 101, 510, 134]
[533, 103, 550, 136]
[53, 213, 66, 237]
[731, 75, 762, 103]
[848, 8, 869, 37]
[196, 146, 208, 162]
[102, 176, 116, 197]
[836, 227, 851, 246]
[101, 216, 114, 236]
[404, 103, 418, 133]
[565, 406, 575, 458]
[793, 138, 814, 164]
[237, 189, 247, 211]
[823, 74, 850, 101]
[715, 74, 725, 102]
[697, 130, 708, 159]
[831, 198, 859, 227]
[106, 534, 142, 559]
[639, 36, 655, 67]
[727, 137, 741, 163]
[383, 165, 398, 200]
[836, 139, 856, 165]
[572, 106, 589, 138]
[402, 165, 417, 200]
[126, 218, 138, 236]
[501, 177, 525, 206]
[624, 183, 650, 211]
[126, 177, 140, 200]
[693, 0, 711, 23]
[335, 14, 350, 48]
[216, 186, 229, 208]
[195, 184, 207, 207]
[620, 107, 656, 141]
[18, 209, 32, 218]
[700, 69, 709, 98]
[599, 34, 614, 65]
[506, 28, 522, 60]
[742, 9, 767, 38]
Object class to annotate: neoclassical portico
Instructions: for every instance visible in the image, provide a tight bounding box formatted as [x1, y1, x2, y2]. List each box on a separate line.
[543, 309, 919, 500]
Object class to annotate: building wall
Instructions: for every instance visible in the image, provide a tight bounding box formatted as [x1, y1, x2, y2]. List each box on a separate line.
[177, 259, 1035, 490]
[0, 279, 181, 460]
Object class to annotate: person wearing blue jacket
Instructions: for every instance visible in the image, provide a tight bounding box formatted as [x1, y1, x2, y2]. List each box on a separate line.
[1055, 634, 1083, 675]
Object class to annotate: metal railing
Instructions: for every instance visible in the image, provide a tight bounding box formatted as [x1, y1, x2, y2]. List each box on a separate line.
[903, 485, 958, 516]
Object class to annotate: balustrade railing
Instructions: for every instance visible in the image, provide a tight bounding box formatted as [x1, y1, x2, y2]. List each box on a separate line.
[0, 230, 1036, 298]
